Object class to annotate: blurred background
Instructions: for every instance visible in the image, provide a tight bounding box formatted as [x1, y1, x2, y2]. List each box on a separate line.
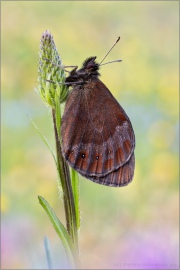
[1, 1, 179, 269]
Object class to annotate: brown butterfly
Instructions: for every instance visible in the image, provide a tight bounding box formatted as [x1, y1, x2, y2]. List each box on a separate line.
[61, 38, 135, 187]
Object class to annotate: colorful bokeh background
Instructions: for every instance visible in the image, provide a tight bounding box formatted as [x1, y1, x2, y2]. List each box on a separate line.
[1, 1, 179, 269]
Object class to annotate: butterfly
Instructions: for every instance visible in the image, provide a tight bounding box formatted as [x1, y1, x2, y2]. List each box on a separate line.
[61, 39, 135, 187]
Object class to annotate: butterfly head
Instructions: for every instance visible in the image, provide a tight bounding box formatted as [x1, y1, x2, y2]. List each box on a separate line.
[66, 56, 100, 86]
[82, 56, 99, 73]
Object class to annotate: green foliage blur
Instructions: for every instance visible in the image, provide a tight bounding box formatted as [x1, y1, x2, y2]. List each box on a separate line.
[1, 1, 179, 269]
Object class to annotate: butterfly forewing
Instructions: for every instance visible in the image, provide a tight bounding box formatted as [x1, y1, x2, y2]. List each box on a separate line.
[61, 79, 135, 181]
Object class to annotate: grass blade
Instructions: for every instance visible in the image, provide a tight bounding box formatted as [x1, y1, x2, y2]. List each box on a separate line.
[28, 114, 56, 164]
[38, 196, 77, 269]
[71, 168, 80, 230]
[44, 236, 54, 269]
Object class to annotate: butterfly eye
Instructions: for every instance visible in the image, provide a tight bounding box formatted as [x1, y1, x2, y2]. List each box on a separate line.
[87, 64, 93, 69]
[81, 153, 85, 159]
[96, 156, 99, 160]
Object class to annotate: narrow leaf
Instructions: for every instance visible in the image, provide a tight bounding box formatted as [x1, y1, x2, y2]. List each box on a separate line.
[44, 236, 54, 269]
[28, 114, 56, 164]
[71, 169, 80, 230]
[38, 196, 77, 269]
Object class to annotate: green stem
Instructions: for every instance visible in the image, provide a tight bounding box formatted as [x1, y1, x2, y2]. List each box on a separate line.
[52, 109, 79, 259]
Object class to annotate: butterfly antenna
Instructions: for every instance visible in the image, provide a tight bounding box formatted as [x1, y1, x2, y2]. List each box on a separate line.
[100, 59, 122, 66]
[98, 36, 120, 66]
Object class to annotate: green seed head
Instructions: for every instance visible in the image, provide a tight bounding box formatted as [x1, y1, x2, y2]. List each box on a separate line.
[38, 30, 68, 107]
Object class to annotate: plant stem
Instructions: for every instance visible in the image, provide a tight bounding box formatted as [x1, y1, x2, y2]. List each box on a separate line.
[52, 109, 79, 261]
